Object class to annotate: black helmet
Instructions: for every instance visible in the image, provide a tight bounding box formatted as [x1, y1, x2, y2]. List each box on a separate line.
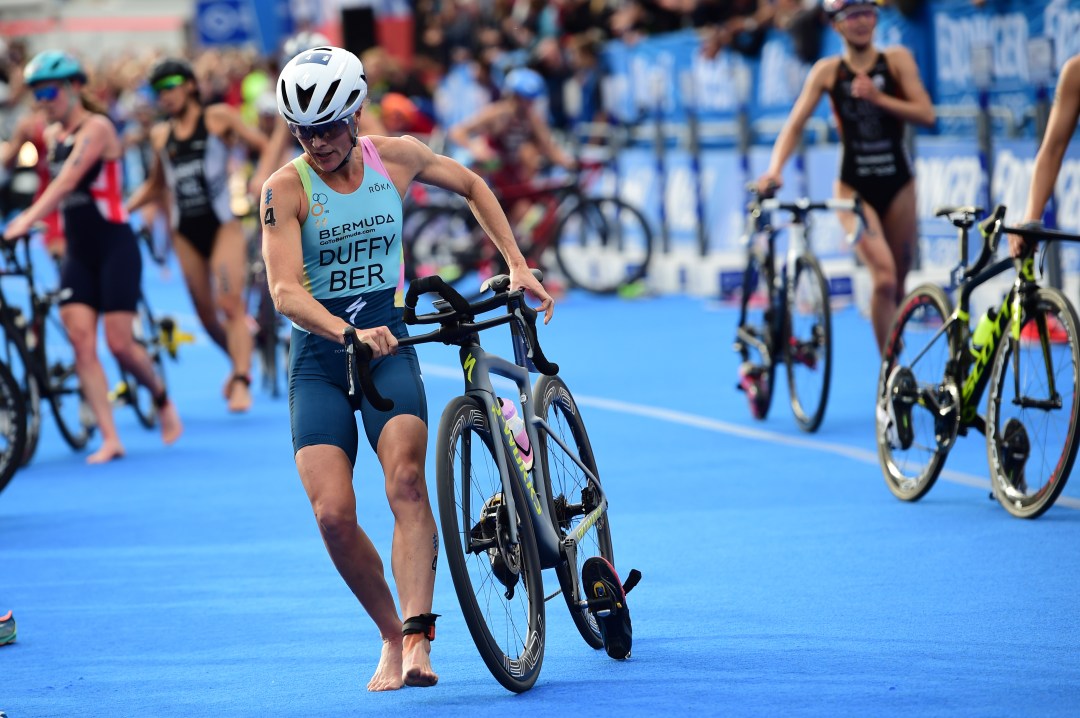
[148, 57, 195, 88]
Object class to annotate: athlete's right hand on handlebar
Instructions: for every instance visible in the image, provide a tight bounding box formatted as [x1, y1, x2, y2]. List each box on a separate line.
[1008, 221, 1042, 259]
[343, 324, 398, 358]
[755, 173, 782, 198]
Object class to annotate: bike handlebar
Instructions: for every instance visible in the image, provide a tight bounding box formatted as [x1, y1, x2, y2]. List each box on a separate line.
[347, 271, 559, 410]
[742, 185, 867, 245]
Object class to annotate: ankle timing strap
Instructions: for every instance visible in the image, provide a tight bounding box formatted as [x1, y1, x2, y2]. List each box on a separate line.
[402, 613, 440, 642]
[153, 390, 169, 410]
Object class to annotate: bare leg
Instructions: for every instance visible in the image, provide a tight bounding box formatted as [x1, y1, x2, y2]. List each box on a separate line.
[209, 221, 254, 412]
[881, 180, 918, 305]
[377, 415, 438, 687]
[173, 234, 229, 352]
[103, 311, 182, 445]
[295, 444, 405, 691]
[61, 304, 124, 463]
[835, 180, 896, 354]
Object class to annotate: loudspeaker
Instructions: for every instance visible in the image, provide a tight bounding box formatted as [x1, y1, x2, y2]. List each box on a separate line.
[340, 7, 377, 56]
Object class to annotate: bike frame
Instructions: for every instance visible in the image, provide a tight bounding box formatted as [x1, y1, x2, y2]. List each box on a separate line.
[453, 338, 609, 581]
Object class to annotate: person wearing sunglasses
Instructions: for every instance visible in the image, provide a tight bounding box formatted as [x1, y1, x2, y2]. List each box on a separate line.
[259, 46, 553, 692]
[757, 0, 935, 354]
[126, 57, 267, 413]
[2, 50, 182, 463]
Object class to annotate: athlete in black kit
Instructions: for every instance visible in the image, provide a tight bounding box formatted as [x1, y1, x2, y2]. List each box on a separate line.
[758, 0, 935, 353]
[127, 58, 267, 412]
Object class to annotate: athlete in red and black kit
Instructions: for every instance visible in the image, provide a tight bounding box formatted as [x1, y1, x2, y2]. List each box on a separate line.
[758, 0, 935, 354]
[3, 50, 181, 463]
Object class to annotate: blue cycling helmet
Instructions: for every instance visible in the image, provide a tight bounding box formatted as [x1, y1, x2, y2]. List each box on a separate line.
[24, 50, 87, 86]
[503, 68, 545, 100]
[823, 0, 881, 18]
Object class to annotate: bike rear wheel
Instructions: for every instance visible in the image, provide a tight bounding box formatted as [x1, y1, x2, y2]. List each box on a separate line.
[0, 359, 27, 496]
[986, 287, 1080, 518]
[785, 253, 832, 432]
[553, 196, 652, 294]
[119, 297, 166, 429]
[41, 301, 94, 449]
[2, 332, 41, 466]
[533, 375, 613, 650]
[877, 284, 956, 501]
[435, 395, 545, 693]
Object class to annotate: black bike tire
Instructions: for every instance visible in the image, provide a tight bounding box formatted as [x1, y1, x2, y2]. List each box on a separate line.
[553, 196, 653, 294]
[785, 254, 833, 433]
[877, 284, 954, 502]
[435, 395, 545, 693]
[5, 336, 42, 466]
[986, 287, 1080, 519]
[532, 374, 613, 650]
[406, 205, 484, 288]
[736, 252, 777, 420]
[0, 358, 27, 496]
[121, 297, 164, 429]
[42, 303, 93, 450]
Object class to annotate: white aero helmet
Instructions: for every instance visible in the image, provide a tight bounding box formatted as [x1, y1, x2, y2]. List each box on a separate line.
[277, 46, 367, 126]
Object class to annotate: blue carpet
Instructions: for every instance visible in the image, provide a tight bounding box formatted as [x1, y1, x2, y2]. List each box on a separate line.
[3, 266, 1080, 716]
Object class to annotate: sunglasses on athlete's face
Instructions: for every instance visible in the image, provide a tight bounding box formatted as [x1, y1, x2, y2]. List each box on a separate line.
[32, 84, 62, 102]
[288, 117, 354, 142]
[151, 75, 188, 96]
[836, 7, 878, 23]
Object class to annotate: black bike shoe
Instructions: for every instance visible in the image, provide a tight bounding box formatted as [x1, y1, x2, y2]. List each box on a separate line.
[582, 557, 641, 660]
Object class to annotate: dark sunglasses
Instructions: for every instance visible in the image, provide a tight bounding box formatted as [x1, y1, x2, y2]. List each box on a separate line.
[152, 74, 188, 95]
[32, 85, 61, 102]
[288, 117, 353, 142]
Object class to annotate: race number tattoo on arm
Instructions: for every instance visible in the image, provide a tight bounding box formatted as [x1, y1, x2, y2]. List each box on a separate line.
[263, 187, 276, 226]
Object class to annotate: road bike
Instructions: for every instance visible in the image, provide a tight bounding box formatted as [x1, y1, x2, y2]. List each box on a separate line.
[0, 234, 93, 463]
[0, 357, 27, 496]
[877, 205, 1080, 518]
[733, 189, 863, 432]
[347, 273, 626, 692]
[404, 162, 653, 295]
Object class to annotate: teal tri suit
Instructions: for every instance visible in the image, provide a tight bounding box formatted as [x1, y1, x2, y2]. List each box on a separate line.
[287, 136, 427, 461]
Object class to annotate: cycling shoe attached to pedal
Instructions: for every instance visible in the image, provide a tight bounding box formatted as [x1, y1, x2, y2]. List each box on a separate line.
[582, 557, 641, 660]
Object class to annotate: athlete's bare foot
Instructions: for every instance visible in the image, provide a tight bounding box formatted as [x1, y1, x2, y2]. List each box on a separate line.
[226, 375, 252, 413]
[367, 638, 404, 692]
[87, 440, 125, 464]
[401, 633, 438, 687]
[158, 400, 183, 445]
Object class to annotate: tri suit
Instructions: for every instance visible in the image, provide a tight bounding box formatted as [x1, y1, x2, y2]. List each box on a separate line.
[161, 111, 232, 258]
[829, 53, 913, 218]
[49, 128, 141, 313]
[287, 136, 425, 461]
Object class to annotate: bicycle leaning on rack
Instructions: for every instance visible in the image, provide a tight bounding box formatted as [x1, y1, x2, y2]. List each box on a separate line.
[733, 188, 864, 433]
[876, 205, 1080, 518]
[0, 234, 93, 464]
[346, 272, 639, 692]
[404, 162, 653, 295]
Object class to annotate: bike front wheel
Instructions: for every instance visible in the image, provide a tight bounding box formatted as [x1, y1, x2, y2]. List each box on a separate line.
[435, 395, 545, 693]
[533, 375, 614, 650]
[41, 301, 94, 449]
[553, 196, 652, 294]
[986, 287, 1080, 518]
[785, 254, 832, 433]
[0, 358, 27, 496]
[877, 284, 956, 501]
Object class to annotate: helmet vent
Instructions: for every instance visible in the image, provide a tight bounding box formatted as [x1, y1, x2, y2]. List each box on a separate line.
[279, 79, 294, 114]
[317, 79, 341, 114]
[296, 84, 316, 112]
[344, 90, 361, 112]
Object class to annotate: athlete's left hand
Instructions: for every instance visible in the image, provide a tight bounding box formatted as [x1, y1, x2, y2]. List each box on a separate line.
[510, 265, 554, 325]
[851, 72, 880, 103]
[2, 213, 31, 241]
